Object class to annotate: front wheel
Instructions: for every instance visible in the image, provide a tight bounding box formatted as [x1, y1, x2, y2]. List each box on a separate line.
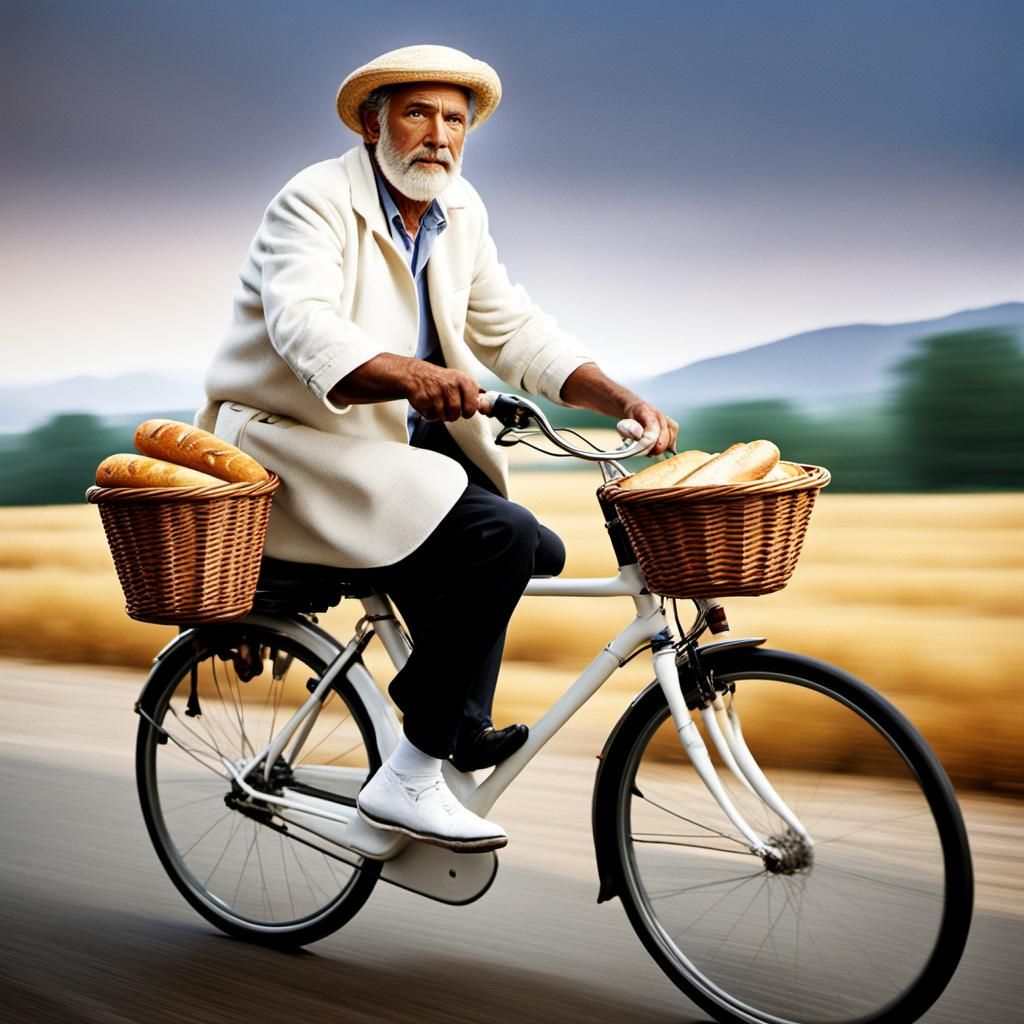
[595, 648, 973, 1024]
[136, 619, 382, 947]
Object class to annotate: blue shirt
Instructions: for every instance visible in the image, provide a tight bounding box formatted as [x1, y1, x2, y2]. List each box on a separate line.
[371, 160, 448, 439]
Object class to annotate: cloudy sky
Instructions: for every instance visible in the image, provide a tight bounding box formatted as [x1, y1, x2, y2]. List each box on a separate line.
[2, 0, 1021, 386]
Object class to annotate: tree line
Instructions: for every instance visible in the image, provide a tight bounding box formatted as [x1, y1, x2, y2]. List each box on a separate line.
[1, 328, 1021, 506]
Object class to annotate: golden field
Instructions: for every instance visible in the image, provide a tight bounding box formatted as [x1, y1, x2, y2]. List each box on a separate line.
[2, 478, 1022, 793]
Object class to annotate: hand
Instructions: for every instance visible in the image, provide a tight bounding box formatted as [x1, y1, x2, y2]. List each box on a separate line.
[622, 399, 679, 456]
[406, 362, 483, 422]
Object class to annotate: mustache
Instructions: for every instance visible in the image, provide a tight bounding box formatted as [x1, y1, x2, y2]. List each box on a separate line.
[405, 148, 455, 169]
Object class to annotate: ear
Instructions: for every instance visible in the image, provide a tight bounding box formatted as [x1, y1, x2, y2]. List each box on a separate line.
[360, 107, 381, 145]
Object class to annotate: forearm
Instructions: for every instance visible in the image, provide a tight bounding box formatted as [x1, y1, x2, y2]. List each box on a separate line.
[328, 353, 484, 422]
[558, 361, 642, 418]
[327, 353, 415, 406]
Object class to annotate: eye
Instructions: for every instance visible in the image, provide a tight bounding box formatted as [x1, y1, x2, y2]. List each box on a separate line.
[408, 110, 423, 118]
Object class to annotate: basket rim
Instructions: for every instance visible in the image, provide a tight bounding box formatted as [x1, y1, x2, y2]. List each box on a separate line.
[599, 463, 830, 504]
[85, 470, 280, 503]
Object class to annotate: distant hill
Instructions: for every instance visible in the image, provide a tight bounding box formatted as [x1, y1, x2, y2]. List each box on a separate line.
[3, 303, 1021, 432]
[634, 303, 1024, 414]
[0, 370, 205, 432]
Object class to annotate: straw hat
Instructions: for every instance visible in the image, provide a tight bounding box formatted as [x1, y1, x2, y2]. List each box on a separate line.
[336, 44, 502, 135]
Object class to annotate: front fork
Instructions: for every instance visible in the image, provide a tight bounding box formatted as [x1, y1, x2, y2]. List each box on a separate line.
[651, 628, 814, 870]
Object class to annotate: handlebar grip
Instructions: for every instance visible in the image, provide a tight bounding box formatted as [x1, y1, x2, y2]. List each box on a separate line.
[477, 390, 500, 416]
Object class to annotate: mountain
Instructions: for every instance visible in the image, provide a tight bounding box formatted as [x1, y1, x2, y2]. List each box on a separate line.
[3, 303, 1022, 432]
[0, 370, 206, 432]
[633, 303, 1024, 414]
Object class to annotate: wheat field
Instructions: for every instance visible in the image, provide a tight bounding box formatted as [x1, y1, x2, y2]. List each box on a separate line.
[2, 480, 1022, 792]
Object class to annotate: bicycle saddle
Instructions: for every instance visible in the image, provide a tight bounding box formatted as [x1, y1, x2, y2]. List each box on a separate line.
[253, 554, 377, 613]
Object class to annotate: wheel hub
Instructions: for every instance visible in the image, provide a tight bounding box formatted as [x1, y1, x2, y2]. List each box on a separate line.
[763, 829, 814, 874]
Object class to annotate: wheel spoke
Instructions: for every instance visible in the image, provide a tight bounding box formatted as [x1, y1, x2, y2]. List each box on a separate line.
[631, 835, 758, 856]
[636, 790, 750, 848]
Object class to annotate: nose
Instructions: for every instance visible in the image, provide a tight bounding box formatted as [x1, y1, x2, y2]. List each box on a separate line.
[423, 112, 451, 150]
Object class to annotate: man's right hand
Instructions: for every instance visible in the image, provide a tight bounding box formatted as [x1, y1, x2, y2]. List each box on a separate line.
[406, 361, 482, 422]
[328, 353, 483, 422]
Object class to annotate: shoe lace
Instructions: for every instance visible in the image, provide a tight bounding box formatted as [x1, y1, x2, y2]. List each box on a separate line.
[417, 778, 460, 815]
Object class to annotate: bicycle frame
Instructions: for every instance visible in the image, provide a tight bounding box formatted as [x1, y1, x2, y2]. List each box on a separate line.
[219, 557, 799, 879]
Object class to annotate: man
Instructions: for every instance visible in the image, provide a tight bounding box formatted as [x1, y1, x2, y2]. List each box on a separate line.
[194, 44, 678, 852]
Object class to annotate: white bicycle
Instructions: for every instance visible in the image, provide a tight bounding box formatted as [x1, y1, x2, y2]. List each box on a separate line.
[133, 392, 972, 1024]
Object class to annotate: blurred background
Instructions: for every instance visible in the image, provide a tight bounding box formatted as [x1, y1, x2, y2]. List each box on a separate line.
[1, 2, 1022, 1021]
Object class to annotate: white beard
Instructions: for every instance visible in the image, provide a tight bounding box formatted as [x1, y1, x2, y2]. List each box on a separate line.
[375, 111, 463, 202]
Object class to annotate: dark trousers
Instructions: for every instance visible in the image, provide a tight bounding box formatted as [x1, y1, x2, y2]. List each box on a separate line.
[345, 417, 565, 758]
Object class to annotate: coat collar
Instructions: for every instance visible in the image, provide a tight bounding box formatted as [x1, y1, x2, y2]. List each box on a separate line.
[344, 143, 470, 231]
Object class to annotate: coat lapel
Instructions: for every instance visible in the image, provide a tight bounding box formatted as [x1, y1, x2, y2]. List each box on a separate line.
[347, 145, 389, 236]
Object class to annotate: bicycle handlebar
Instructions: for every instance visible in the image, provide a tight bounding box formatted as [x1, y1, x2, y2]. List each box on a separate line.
[476, 390, 658, 462]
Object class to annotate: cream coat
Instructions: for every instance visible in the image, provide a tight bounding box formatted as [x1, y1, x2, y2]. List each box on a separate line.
[194, 143, 596, 568]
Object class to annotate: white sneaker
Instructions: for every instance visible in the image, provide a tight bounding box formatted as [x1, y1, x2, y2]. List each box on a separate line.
[356, 764, 508, 852]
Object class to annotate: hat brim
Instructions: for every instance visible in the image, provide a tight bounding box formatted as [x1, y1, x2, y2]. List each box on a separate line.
[336, 66, 501, 135]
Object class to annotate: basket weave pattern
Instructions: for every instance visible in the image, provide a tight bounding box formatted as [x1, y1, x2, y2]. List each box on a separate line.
[86, 474, 280, 624]
[598, 465, 830, 599]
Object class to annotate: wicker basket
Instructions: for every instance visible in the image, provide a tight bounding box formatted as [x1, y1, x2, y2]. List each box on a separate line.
[598, 464, 830, 599]
[85, 473, 280, 624]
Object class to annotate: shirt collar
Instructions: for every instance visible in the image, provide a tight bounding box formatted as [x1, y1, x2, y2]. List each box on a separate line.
[371, 158, 448, 241]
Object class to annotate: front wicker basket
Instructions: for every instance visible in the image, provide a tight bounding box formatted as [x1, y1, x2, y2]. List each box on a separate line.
[598, 464, 830, 599]
[86, 473, 280, 625]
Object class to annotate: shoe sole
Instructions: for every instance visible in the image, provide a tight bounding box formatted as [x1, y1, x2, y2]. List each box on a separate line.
[356, 805, 508, 853]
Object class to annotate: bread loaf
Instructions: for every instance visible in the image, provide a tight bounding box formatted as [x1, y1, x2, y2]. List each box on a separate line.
[619, 449, 716, 491]
[96, 454, 226, 489]
[763, 461, 806, 482]
[134, 419, 270, 483]
[678, 440, 780, 486]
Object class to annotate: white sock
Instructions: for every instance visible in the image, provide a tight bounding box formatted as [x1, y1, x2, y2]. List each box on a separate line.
[386, 735, 443, 779]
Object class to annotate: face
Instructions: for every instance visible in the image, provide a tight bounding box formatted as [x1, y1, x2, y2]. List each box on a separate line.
[363, 82, 471, 201]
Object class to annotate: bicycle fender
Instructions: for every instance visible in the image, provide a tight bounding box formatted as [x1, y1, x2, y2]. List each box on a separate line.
[590, 636, 766, 904]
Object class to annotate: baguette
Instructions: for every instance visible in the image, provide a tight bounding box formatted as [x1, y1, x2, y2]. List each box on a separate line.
[677, 440, 780, 485]
[134, 419, 270, 483]
[763, 461, 806, 482]
[96, 454, 226, 489]
[618, 449, 715, 491]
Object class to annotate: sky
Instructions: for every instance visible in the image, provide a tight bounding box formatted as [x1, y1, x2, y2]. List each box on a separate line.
[1, 0, 1021, 386]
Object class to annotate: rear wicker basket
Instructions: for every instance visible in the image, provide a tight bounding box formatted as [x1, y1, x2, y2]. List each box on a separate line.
[86, 473, 280, 624]
[598, 465, 830, 598]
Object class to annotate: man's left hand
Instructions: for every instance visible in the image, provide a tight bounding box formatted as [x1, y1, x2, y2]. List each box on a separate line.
[622, 399, 679, 457]
[559, 362, 680, 457]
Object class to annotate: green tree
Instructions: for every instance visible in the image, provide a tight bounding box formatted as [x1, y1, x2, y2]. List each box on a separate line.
[1, 413, 133, 505]
[890, 329, 1024, 490]
[683, 399, 813, 461]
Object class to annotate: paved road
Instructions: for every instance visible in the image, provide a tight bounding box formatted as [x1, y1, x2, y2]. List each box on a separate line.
[1, 659, 1022, 1023]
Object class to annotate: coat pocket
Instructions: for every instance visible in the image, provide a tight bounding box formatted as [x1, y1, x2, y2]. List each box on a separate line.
[214, 402, 264, 447]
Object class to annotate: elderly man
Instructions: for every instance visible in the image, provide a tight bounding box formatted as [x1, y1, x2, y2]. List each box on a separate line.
[195, 44, 677, 852]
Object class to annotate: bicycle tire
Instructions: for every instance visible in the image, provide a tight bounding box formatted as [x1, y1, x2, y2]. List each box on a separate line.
[594, 647, 973, 1024]
[136, 618, 382, 948]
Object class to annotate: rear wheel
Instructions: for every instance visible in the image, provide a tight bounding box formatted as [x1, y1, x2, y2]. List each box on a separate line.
[598, 648, 973, 1024]
[136, 620, 382, 947]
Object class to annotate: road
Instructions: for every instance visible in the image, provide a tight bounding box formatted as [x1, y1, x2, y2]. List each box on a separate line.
[1, 658, 1022, 1023]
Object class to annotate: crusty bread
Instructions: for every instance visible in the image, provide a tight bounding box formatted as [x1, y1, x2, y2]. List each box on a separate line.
[619, 450, 715, 490]
[678, 440, 781, 486]
[96, 454, 226, 488]
[763, 460, 806, 482]
[134, 419, 270, 483]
